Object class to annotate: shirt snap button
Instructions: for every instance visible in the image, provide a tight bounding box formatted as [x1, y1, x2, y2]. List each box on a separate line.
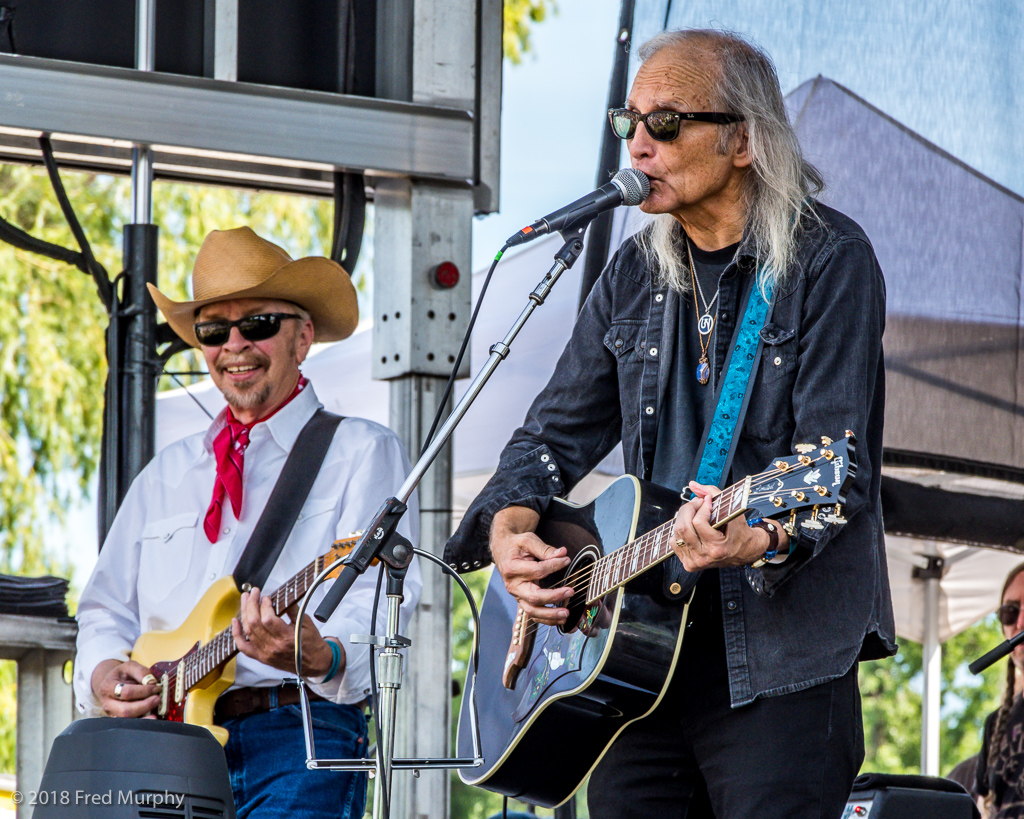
[726, 600, 738, 612]
[649, 347, 658, 357]
[614, 339, 623, 348]
[547, 463, 556, 471]
[774, 356, 782, 366]
[540, 454, 550, 462]
[645, 406, 655, 415]
[655, 293, 664, 303]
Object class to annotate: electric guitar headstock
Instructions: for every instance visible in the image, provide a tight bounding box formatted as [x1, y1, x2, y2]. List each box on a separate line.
[712, 432, 857, 535]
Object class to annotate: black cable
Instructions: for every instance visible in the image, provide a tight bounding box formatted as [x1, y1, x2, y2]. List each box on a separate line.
[418, 245, 509, 457]
[662, 0, 673, 29]
[367, 563, 390, 819]
[0, 213, 86, 269]
[38, 136, 112, 307]
[168, 374, 216, 421]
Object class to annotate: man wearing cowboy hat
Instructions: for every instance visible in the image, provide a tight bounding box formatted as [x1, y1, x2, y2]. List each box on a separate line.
[74, 227, 420, 818]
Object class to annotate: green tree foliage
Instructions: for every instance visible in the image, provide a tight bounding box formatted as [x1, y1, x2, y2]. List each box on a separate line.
[0, 164, 338, 775]
[504, 0, 558, 64]
[859, 616, 1006, 776]
[0, 165, 113, 577]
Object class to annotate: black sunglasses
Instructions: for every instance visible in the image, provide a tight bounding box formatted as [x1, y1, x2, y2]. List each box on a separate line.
[999, 602, 1022, 627]
[193, 312, 303, 347]
[608, 108, 744, 142]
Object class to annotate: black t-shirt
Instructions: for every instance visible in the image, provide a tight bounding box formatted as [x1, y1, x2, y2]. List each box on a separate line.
[649, 239, 739, 646]
[649, 239, 739, 494]
[978, 694, 1024, 818]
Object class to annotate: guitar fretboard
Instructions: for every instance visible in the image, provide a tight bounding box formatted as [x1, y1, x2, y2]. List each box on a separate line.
[179, 544, 350, 691]
[585, 478, 750, 603]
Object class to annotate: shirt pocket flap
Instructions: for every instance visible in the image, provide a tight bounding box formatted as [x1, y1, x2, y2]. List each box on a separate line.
[297, 498, 338, 526]
[603, 322, 643, 359]
[758, 324, 795, 346]
[142, 512, 199, 542]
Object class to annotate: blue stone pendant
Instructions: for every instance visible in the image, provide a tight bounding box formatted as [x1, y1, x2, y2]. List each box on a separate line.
[696, 357, 710, 385]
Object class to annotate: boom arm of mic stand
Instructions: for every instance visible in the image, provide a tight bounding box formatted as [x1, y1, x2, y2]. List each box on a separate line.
[970, 627, 1024, 675]
[315, 229, 588, 622]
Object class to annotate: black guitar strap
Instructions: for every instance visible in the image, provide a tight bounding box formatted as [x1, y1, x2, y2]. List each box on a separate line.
[232, 409, 344, 592]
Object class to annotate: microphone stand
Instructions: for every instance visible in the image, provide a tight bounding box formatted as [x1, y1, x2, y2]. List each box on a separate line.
[295, 227, 589, 819]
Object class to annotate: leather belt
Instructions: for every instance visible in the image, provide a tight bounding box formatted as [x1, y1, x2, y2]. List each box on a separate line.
[214, 685, 327, 724]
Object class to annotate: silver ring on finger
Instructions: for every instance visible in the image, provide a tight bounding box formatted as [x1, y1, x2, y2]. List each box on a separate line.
[114, 682, 125, 700]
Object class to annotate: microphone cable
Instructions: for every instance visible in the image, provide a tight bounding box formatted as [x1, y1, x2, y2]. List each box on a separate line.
[418, 243, 509, 457]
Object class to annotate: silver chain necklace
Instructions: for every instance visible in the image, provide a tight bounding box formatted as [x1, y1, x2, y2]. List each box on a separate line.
[687, 240, 721, 338]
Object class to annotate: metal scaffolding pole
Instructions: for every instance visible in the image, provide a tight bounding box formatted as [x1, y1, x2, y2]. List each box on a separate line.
[372, 5, 495, 815]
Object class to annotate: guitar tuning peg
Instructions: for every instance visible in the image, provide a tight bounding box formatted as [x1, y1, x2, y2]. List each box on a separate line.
[800, 504, 825, 530]
[820, 436, 833, 446]
[820, 503, 847, 525]
[794, 443, 815, 454]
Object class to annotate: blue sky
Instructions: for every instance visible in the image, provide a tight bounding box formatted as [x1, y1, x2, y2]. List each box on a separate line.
[475, 0, 1024, 275]
[471, 0, 623, 269]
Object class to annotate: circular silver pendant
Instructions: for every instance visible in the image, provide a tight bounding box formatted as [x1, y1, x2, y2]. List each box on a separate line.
[698, 313, 715, 336]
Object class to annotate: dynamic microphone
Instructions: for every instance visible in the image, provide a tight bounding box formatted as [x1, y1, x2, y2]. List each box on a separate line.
[969, 627, 1024, 675]
[506, 168, 650, 247]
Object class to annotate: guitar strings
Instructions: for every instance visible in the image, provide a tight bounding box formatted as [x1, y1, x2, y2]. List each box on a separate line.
[514, 453, 843, 641]
[548, 456, 819, 591]
[166, 548, 341, 694]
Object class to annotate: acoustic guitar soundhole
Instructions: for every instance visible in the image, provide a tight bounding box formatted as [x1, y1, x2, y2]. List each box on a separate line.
[555, 544, 601, 635]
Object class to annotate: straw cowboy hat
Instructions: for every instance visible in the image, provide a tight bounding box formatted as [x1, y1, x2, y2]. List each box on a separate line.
[147, 226, 359, 348]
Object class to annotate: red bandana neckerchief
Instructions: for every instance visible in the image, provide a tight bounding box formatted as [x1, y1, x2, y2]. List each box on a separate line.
[203, 375, 308, 543]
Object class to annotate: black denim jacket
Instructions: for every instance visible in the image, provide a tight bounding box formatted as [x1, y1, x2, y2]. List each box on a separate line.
[445, 203, 897, 706]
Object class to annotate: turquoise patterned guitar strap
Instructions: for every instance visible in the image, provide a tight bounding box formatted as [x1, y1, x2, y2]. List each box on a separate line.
[692, 273, 776, 488]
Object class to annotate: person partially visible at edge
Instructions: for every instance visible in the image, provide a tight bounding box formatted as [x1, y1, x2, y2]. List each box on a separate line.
[74, 226, 421, 819]
[444, 29, 894, 818]
[977, 562, 1024, 818]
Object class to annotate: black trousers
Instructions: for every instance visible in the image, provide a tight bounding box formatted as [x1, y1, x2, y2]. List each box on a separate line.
[587, 574, 864, 819]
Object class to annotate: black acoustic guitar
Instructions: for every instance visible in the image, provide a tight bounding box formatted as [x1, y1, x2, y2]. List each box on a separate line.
[457, 434, 856, 807]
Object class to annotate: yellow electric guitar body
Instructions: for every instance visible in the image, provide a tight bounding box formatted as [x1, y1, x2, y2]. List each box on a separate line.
[130, 535, 359, 745]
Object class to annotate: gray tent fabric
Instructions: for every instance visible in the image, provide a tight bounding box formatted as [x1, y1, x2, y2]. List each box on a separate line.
[789, 77, 1024, 481]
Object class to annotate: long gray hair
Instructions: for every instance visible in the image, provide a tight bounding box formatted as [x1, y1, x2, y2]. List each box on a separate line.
[633, 29, 823, 294]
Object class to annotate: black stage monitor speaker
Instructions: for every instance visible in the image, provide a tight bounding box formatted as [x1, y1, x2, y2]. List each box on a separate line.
[34, 718, 236, 818]
[845, 773, 979, 819]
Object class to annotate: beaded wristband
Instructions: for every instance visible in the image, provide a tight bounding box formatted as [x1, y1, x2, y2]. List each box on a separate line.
[748, 517, 781, 568]
[322, 640, 342, 683]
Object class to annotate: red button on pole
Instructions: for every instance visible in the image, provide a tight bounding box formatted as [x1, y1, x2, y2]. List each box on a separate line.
[432, 261, 460, 289]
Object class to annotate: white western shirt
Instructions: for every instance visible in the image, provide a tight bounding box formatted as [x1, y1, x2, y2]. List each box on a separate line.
[74, 383, 421, 715]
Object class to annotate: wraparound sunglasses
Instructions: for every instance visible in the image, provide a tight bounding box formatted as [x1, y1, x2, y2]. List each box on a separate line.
[193, 312, 302, 347]
[608, 108, 744, 142]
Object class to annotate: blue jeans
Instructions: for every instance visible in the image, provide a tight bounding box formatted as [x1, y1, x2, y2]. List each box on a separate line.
[222, 700, 369, 819]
